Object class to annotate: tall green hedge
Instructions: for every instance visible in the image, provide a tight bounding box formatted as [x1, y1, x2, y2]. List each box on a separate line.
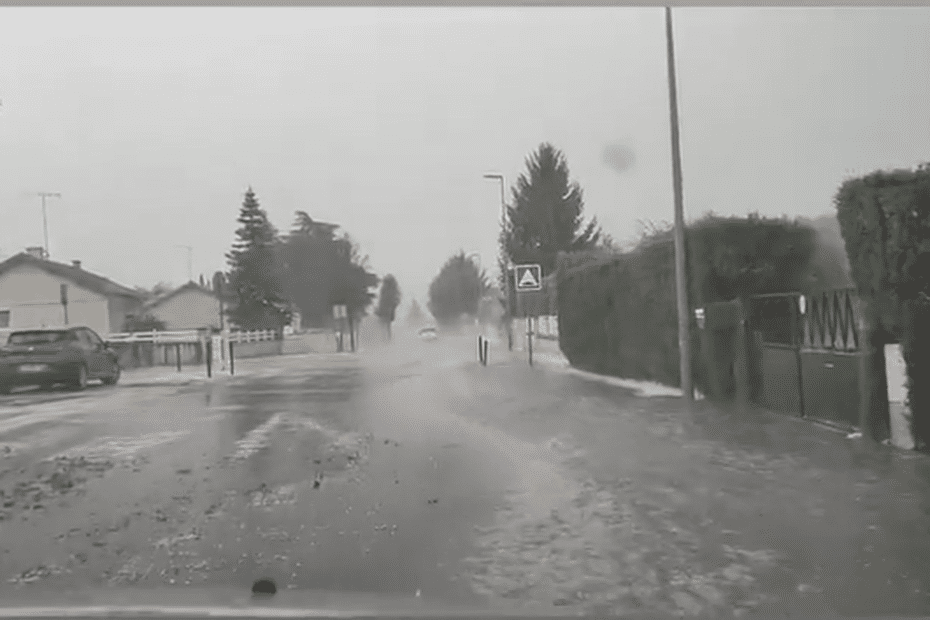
[834, 165, 930, 448]
[556, 214, 819, 393]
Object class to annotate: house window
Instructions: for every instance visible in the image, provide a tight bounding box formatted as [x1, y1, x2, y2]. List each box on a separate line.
[0, 309, 9, 328]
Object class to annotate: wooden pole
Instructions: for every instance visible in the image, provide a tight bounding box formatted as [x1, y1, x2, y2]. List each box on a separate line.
[665, 6, 693, 402]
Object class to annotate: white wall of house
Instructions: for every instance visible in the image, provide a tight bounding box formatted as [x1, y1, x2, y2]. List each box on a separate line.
[0, 264, 111, 335]
[147, 289, 222, 331]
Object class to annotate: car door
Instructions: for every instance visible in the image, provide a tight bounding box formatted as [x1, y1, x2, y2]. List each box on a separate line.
[86, 328, 117, 376]
[77, 329, 106, 378]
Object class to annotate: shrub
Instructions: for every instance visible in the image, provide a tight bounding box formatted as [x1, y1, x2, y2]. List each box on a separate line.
[834, 164, 930, 447]
[556, 213, 820, 394]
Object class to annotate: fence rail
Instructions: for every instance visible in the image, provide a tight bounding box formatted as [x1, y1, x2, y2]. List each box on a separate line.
[106, 329, 279, 344]
[105, 330, 202, 344]
[228, 329, 279, 343]
[803, 287, 859, 352]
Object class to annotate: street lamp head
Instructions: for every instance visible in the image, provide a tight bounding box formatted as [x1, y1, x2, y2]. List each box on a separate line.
[483, 173, 503, 180]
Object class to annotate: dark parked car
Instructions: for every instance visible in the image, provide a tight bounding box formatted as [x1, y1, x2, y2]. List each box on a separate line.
[0, 326, 121, 394]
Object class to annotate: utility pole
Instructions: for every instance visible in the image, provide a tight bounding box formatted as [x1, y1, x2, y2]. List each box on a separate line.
[665, 6, 693, 402]
[37, 192, 61, 259]
[484, 173, 513, 351]
[175, 245, 193, 282]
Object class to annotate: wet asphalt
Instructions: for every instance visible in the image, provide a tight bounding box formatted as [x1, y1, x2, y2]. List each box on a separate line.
[2, 329, 930, 617]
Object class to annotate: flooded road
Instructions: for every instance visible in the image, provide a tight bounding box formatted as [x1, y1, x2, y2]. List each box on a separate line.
[2, 332, 930, 617]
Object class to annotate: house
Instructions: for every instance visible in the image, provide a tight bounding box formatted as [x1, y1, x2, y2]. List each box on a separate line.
[0, 248, 145, 337]
[139, 281, 226, 332]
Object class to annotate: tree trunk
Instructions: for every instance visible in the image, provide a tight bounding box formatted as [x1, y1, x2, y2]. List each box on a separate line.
[349, 315, 356, 352]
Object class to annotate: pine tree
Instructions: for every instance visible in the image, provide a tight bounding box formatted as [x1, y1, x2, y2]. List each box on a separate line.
[428, 251, 489, 327]
[225, 187, 291, 330]
[498, 143, 601, 286]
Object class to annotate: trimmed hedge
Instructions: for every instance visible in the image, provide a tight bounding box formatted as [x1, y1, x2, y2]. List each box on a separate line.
[834, 165, 930, 448]
[556, 214, 820, 394]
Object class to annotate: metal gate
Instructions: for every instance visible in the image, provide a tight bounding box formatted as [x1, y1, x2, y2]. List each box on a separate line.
[747, 292, 805, 416]
[799, 288, 861, 428]
[747, 288, 861, 428]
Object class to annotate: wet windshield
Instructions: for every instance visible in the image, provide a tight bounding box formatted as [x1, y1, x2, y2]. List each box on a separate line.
[2, 6, 930, 618]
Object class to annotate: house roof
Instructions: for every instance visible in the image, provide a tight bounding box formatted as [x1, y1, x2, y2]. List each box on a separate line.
[0, 252, 144, 300]
[141, 281, 223, 312]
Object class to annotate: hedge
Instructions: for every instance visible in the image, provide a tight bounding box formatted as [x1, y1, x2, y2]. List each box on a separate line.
[834, 165, 930, 448]
[555, 214, 820, 395]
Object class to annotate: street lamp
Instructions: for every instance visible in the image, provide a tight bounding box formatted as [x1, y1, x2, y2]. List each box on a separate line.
[484, 173, 514, 351]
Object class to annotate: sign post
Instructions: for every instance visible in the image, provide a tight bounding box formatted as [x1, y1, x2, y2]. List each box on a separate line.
[514, 264, 542, 367]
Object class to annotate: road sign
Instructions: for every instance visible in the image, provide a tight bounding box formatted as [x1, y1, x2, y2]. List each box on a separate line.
[514, 264, 542, 292]
[332, 305, 348, 320]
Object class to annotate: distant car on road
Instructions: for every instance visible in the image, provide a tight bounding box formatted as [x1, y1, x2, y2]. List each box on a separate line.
[0, 326, 121, 394]
[418, 326, 438, 341]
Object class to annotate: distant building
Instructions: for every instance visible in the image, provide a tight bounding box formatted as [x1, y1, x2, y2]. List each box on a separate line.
[0, 251, 144, 336]
[138, 281, 226, 332]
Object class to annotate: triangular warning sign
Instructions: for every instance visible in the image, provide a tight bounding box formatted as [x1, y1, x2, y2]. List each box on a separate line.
[518, 268, 539, 289]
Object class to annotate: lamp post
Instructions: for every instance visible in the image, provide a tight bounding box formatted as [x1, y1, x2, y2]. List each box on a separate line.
[484, 173, 514, 351]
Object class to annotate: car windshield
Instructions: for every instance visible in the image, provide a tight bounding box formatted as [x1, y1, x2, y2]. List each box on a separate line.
[7, 331, 69, 345]
[2, 6, 930, 619]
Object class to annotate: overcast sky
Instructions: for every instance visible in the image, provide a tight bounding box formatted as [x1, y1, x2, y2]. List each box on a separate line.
[1, 7, 929, 308]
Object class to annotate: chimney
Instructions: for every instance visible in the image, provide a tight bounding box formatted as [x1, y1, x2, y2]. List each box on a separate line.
[25, 246, 46, 260]
[72, 260, 82, 269]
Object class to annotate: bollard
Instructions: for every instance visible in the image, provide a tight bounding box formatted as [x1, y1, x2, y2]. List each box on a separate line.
[206, 339, 212, 378]
[176, 343, 182, 372]
[478, 336, 484, 365]
[484, 338, 489, 366]
[527, 317, 533, 367]
[229, 340, 235, 376]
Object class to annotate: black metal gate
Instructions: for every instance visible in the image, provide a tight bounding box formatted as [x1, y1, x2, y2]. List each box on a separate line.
[799, 288, 861, 428]
[747, 288, 862, 428]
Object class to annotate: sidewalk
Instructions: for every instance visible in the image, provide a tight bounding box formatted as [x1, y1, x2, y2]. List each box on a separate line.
[119, 359, 260, 387]
[457, 337, 930, 616]
[502, 334, 697, 398]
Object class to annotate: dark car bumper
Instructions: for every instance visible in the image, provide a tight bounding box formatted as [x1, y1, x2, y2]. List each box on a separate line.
[0, 361, 80, 388]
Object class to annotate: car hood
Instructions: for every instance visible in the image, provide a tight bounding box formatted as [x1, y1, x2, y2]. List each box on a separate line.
[0, 587, 583, 618]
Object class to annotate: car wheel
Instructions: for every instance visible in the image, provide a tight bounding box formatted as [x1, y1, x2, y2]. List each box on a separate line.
[101, 364, 120, 386]
[71, 364, 88, 391]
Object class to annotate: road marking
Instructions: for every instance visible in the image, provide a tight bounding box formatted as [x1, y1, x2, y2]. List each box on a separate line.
[0, 407, 90, 436]
[226, 413, 285, 462]
[50, 431, 190, 462]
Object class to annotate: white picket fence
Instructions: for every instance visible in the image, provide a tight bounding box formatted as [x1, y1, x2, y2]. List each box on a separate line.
[536, 315, 560, 340]
[106, 329, 279, 344]
[106, 330, 203, 344]
[228, 329, 279, 343]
